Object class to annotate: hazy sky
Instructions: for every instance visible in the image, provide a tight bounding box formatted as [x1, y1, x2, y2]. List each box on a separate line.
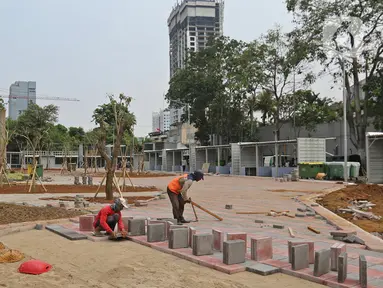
[0, 0, 339, 137]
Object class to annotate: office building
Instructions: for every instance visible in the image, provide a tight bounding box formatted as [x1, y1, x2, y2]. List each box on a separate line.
[8, 81, 36, 120]
[168, 0, 224, 78]
[152, 109, 171, 132]
[167, 0, 224, 125]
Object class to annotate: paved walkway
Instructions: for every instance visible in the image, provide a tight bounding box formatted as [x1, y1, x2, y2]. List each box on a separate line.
[119, 175, 383, 287]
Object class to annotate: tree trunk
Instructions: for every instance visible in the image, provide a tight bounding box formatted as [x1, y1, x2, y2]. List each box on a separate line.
[105, 162, 114, 200]
[84, 147, 88, 176]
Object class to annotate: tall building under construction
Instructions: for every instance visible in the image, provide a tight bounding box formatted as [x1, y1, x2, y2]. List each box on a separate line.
[167, 0, 224, 126]
[168, 0, 224, 78]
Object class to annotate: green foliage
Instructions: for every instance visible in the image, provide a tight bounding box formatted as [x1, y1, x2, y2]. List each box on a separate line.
[282, 90, 340, 133]
[92, 93, 136, 163]
[286, 0, 383, 154]
[15, 103, 58, 152]
[366, 70, 383, 130]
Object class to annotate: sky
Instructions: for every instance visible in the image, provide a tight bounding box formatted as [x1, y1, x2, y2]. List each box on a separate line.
[0, 0, 340, 137]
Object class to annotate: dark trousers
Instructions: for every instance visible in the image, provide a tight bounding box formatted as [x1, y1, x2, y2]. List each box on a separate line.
[95, 213, 120, 233]
[167, 187, 185, 221]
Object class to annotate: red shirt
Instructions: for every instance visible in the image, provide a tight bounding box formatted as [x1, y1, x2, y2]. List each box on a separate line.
[93, 205, 125, 233]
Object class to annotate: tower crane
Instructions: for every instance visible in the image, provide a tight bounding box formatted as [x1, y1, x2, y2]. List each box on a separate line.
[0, 95, 80, 102]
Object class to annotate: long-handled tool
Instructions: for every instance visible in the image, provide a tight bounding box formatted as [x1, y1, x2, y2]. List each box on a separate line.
[190, 199, 198, 222]
[191, 200, 223, 221]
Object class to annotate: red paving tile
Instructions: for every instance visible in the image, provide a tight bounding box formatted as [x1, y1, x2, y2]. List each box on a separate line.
[59, 176, 383, 287]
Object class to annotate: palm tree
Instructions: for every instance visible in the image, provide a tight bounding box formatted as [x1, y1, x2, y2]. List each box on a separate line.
[256, 90, 275, 126]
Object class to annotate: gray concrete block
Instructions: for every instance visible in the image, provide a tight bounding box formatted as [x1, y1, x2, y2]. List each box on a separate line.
[273, 224, 284, 229]
[147, 223, 166, 243]
[331, 243, 346, 271]
[246, 263, 281, 276]
[128, 219, 146, 236]
[315, 215, 324, 220]
[314, 249, 331, 277]
[359, 255, 367, 288]
[295, 213, 305, 217]
[168, 228, 189, 249]
[306, 212, 316, 217]
[193, 233, 213, 256]
[254, 219, 264, 224]
[311, 203, 319, 207]
[34, 224, 43, 230]
[297, 207, 307, 212]
[333, 236, 345, 241]
[292, 244, 309, 271]
[225, 204, 233, 209]
[330, 230, 356, 237]
[338, 252, 347, 283]
[223, 240, 246, 265]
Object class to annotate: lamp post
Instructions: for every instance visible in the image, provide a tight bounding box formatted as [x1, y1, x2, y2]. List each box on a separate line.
[322, 17, 363, 184]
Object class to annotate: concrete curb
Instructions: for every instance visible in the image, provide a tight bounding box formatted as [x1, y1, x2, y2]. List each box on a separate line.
[298, 190, 383, 253]
[0, 218, 75, 238]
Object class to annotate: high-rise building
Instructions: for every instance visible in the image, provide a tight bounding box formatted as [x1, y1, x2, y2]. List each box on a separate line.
[8, 81, 37, 120]
[168, 0, 224, 78]
[167, 0, 224, 126]
[152, 109, 171, 132]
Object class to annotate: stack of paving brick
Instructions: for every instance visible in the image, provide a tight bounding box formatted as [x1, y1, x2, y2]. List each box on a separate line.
[285, 240, 370, 287]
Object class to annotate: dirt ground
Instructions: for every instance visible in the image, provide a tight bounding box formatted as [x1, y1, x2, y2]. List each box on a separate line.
[39, 195, 155, 204]
[0, 230, 324, 288]
[0, 184, 159, 194]
[318, 184, 383, 233]
[89, 171, 176, 178]
[0, 203, 85, 225]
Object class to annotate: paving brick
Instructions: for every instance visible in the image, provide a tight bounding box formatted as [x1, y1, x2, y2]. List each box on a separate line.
[306, 212, 316, 217]
[251, 237, 273, 261]
[227, 232, 247, 249]
[225, 204, 232, 209]
[288, 240, 315, 264]
[314, 249, 331, 277]
[337, 252, 347, 283]
[292, 244, 309, 271]
[223, 240, 246, 265]
[273, 224, 285, 229]
[331, 243, 346, 271]
[189, 227, 197, 248]
[359, 255, 367, 288]
[121, 216, 133, 230]
[311, 203, 319, 207]
[168, 228, 189, 249]
[79, 215, 94, 232]
[254, 219, 264, 223]
[147, 223, 166, 243]
[128, 219, 146, 236]
[246, 263, 280, 276]
[148, 220, 167, 239]
[295, 213, 305, 217]
[167, 223, 186, 238]
[193, 233, 213, 256]
[212, 229, 223, 251]
[297, 207, 307, 212]
[330, 230, 356, 238]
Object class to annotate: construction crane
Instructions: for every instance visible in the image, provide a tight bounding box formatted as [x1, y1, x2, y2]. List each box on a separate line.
[0, 95, 80, 102]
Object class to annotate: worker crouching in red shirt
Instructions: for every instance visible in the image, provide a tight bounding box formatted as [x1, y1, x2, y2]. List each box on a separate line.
[93, 197, 128, 239]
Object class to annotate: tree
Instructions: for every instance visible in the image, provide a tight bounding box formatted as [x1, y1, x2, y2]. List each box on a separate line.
[15, 103, 58, 191]
[282, 90, 340, 135]
[92, 94, 136, 200]
[286, 0, 383, 166]
[258, 26, 315, 140]
[367, 69, 383, 130]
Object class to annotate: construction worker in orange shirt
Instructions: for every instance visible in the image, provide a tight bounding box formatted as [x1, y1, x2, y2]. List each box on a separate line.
[166, 170, 204, 224]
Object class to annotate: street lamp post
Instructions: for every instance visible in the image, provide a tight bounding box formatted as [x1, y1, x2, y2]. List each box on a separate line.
[322, 17, 363, 184]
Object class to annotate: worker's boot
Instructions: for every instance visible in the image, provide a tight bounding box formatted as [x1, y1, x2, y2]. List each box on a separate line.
[180, 217, 190, 224]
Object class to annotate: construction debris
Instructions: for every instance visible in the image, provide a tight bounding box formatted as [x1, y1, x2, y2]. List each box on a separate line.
[307, 226, 320, 234]
[288, 227, 295, 238]
[336, 200, 381, 221]
[225, 204, 233, 210]
[329, 230, 365, 245]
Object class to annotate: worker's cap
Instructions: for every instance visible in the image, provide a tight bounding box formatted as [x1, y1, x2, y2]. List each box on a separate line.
[193, 170, 204, 181]
[115, 197, 129, 209]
